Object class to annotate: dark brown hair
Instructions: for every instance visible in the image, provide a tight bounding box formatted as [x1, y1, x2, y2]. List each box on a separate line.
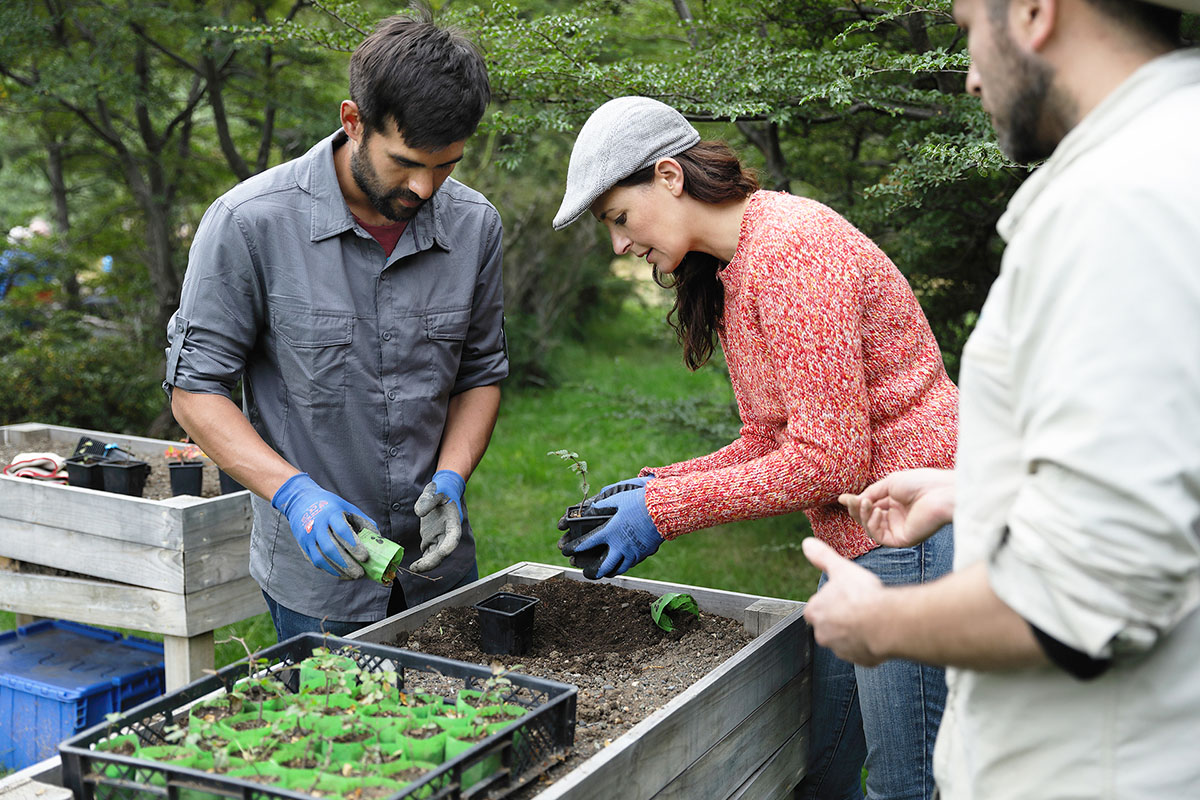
[616, 141, 759, 370]
[349, 5, 491, 149]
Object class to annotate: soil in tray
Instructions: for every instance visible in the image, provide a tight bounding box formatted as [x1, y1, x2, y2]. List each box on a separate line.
[391, 577, 753, 794]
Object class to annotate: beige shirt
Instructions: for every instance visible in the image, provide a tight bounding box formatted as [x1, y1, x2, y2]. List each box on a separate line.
[938, 49, 1200, 799]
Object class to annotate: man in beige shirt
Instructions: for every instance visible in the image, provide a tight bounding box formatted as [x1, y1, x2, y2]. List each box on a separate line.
[803, 1, 1200, 797]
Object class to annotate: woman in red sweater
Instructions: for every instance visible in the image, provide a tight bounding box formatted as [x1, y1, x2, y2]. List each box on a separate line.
[553, 97, 956, 800]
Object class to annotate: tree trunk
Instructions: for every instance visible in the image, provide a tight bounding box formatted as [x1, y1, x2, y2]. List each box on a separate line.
[44, 137, 81, 310]
[736, 121, 790, 192]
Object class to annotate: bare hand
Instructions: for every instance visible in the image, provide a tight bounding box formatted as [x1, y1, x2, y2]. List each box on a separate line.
[801, 538, 888, 665]
[838, 468, 955, 548]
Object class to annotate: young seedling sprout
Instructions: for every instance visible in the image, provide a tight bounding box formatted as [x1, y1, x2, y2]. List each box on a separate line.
[547, 449, 589, 506]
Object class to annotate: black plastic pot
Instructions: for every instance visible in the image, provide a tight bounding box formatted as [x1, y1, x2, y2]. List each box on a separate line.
[218, 469, 245, 494]
[168, 462, 204, 496]
[64, 456, 106, 491]
[473, 591, 540, 655]
[558, 504, 616, 580]
[100, 460, 151, 497]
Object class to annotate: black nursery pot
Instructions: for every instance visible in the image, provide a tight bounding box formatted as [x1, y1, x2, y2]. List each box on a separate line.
[559, 504, 617, 580]
[168, 461, 204, 496]
[217, 469, 245, 494]
[64, 456, 105, 491]
[473, 591, 540, 655]
[100, 460, 151, 497]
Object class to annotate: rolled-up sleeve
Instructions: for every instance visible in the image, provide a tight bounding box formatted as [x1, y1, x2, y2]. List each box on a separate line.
[164, 199, 264, 398]
[452, 211, 507, 394]
[989, 187, 1200, 662]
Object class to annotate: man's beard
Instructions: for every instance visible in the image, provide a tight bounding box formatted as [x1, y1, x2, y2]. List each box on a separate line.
[992, 33, 1071, 165]
[350, 145, 426, 222]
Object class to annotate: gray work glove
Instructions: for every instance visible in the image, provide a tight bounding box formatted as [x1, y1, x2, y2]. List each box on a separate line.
[411, 469, 465, 573]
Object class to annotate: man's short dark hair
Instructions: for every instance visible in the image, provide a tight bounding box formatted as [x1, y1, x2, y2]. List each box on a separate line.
[349, 6, 491, 149]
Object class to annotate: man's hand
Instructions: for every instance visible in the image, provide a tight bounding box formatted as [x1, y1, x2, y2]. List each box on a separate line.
[838, 468, 956, 548]
[801, 538, 889, 665]
[411, 469, 465, 573]
[271, 473, 372, 579]
[561, 486, 664, 579]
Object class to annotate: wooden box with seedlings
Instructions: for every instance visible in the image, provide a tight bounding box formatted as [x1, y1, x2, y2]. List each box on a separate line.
[350, 562, 812, 800]
[0, 422, 263, 689]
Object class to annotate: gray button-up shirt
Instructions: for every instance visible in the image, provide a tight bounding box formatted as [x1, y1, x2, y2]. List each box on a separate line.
[164, 130, 508, 620]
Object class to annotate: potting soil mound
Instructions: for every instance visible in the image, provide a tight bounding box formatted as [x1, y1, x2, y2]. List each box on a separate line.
[391, 577, 753, 795]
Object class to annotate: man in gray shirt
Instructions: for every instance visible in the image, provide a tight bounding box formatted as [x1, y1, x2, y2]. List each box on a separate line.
[164, 10, 507, 641]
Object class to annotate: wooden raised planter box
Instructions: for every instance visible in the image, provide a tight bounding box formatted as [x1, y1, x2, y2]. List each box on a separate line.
[350, 562, 812, 800]
[0, 422, 265, 689]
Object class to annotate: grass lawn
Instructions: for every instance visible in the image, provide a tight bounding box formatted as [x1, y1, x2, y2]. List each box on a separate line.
[0, 300, 819, 667]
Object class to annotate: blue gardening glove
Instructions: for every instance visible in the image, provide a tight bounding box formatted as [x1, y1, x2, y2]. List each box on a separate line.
[271, 473, 372, 580]
[411, 469, 465, 573]
[557, 474, 655, 532]
[560, 486, 664, 579]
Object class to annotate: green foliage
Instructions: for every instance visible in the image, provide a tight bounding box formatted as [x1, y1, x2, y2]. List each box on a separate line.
[0, 310, 165, 432]
[650, 591, 699, 632]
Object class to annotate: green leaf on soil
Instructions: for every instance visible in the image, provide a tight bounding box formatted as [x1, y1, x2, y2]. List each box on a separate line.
[650, 592, 699, 632]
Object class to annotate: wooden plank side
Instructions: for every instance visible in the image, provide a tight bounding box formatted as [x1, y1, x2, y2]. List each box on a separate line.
[0, 571, 191, 634]
[181, 576, 268, 636]
[649, 671, 809, 800]
[163, 632, 216, 691]
[727, 723, 809, 800]
[0, 518, 185, 592]
[181, 538, 253, 593]
[0, 475, 185, 548]
[0, 572, 265, 637]
[534, 607, 810, 800]
[346, 572, 511, 644]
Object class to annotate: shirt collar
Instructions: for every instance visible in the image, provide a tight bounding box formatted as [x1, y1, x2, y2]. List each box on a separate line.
[998, 48, 1200, 242]
[302, 129, 454, 253]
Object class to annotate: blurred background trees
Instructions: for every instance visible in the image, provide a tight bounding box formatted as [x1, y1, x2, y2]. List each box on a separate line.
[0, 0, 1038, 434]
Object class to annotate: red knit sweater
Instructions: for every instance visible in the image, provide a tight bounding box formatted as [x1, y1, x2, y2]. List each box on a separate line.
[642, 191, 958, 559]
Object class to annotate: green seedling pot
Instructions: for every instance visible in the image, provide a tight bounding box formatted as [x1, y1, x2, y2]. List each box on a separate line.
[393, 725, 447, 764]
[379, 760, 443, 800]
[444, 728, 503, 791]
[93, 733, 141, 755]
[134, 746, 212, 786]
[298, 652, 359, 694]
[268, 737, 322, 769]
[227, 764, 286, 786]
[355, 524, 404, 586]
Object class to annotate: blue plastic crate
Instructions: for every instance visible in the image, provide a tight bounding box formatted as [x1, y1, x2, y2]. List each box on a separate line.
[0, 620, 165, 770]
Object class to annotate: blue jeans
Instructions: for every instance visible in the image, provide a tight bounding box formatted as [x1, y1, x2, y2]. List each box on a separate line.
[797, 525, 953, 800]
[263, 562, 480, 642]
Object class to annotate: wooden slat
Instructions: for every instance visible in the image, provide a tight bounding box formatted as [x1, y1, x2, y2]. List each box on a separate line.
[0, 519, 250, 594]
[0, 476, 251, 550]
[727, 723, 809, 800]
[0, 572, 265, 637]
[746, 599, 806, 638]
[0, 518, 185, 591]
[347, 572, 510, 644]
[649, 672, 810, 800]
[533, 607, 810, 800]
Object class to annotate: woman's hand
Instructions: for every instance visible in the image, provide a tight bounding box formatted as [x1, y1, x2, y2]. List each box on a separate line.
[838, 468, 955, 548]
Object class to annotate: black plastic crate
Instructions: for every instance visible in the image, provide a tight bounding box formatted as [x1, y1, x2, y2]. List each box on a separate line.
[59, 633, 577, 800]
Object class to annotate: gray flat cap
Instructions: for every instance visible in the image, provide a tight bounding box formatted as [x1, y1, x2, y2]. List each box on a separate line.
[553, 96, 701, 230]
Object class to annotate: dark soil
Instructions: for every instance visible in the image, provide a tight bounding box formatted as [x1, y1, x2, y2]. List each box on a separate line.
[389, 577, 753, 795]
[0, 432, 227, 500]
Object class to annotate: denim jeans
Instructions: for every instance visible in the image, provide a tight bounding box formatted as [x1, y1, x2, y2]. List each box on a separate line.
[797, 525, 954, 800]
[263, 562, 480, 642]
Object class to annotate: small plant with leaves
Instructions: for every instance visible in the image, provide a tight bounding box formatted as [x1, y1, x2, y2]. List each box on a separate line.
[163, 442, 204, 463]
[548, 449, 590, 505]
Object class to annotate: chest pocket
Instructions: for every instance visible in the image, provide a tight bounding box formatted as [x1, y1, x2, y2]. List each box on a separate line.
[424, 308, 472, 390]
[271, 307, 354, 409]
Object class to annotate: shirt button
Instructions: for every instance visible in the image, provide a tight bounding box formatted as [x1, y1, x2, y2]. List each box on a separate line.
[391, 502, 401, 512]
[389, 447, 398, 457]
[387, 390, 396, 400]
[382, 331, 392, 341]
